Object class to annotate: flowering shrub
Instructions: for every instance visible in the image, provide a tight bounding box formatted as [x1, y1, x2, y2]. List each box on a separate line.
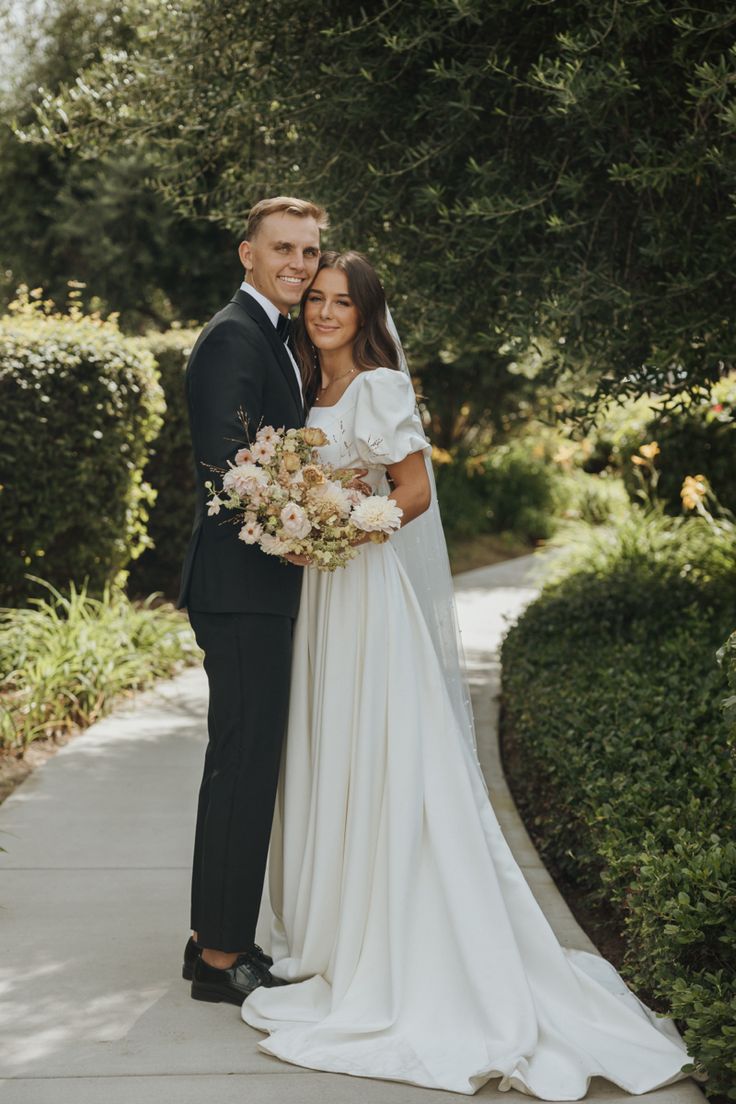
[614, 378, 736, 514]
[0, 292, 164, 605]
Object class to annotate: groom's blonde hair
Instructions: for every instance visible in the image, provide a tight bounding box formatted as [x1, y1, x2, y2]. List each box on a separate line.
[245, 196, 329, 240]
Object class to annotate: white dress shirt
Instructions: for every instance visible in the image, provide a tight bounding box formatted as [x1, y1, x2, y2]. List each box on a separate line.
[240, 280, 303, 403]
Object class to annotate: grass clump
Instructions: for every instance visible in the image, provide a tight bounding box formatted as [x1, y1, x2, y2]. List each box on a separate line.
[0, 577, 199, 750]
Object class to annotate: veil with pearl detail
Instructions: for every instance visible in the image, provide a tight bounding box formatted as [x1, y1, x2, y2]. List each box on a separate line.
[384, 307, 479, 759]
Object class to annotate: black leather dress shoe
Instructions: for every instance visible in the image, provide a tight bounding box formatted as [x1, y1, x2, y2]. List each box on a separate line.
[182, 936, 273, 981]
[191, 953, 264, 1005]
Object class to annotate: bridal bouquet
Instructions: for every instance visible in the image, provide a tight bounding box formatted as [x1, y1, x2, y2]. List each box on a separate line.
[205, 422, 403, 571]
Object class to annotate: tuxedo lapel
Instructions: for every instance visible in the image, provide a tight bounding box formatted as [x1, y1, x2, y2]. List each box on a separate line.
[230, 289, 304, 420]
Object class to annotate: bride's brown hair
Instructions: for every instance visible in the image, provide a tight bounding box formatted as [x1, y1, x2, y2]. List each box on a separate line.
[293, 250, 401, 409]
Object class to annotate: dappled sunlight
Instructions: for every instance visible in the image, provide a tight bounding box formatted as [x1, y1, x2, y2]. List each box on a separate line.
[456, 585, 539, 654]
[0, 956, 167, 1071]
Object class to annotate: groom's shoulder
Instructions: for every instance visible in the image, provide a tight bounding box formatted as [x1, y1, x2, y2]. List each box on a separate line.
[189, 298, 264, 362]
[204, 296, 260, 338]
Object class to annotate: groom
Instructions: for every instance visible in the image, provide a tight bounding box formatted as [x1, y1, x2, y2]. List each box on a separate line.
[177, 195, 328, 1005]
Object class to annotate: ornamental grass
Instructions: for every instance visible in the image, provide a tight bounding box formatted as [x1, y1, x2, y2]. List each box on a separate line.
[0, 577, 199, 750]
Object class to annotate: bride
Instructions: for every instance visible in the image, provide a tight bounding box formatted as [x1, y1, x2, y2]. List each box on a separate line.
[240, 250, 694, 1098]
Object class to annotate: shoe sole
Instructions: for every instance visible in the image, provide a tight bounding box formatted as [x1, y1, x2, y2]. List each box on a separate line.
[191, 981, 252, 1005]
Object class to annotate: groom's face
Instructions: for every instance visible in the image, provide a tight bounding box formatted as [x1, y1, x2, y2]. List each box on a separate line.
[239, 212, 321, 314]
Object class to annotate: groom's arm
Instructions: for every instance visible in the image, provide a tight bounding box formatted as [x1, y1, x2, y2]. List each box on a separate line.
[188, 319, 266, 475]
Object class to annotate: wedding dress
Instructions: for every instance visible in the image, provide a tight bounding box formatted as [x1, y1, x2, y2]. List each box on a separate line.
[241, 367, 693, 1098]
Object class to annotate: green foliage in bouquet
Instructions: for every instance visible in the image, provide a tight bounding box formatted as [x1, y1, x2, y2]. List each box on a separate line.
[0, 292, 164, 605]
[127, 329, 199, 599]
[0, 577, 198, 749]
[501, 507, 736, 1097]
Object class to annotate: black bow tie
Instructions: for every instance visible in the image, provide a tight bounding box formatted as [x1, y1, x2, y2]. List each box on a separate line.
[276, 313, 292, 344]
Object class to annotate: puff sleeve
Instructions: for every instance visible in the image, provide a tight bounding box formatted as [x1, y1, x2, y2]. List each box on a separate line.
[353, 368, 430, 467]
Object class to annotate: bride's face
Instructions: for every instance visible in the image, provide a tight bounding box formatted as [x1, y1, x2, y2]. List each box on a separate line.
[304, 268, 361, 353]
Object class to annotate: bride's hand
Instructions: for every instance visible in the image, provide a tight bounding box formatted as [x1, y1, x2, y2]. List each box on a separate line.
[334, 467, 371, 496]
[284, 552, 312, 566]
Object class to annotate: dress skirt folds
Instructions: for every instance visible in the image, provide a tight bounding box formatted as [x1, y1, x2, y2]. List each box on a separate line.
[241, 369, 693, 1098]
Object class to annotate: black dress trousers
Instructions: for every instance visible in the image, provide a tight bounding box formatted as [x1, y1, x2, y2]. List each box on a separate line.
[187, 609, 293, 951]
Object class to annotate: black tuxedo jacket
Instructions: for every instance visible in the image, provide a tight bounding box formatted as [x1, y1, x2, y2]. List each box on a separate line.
[177, 290, 305, 616]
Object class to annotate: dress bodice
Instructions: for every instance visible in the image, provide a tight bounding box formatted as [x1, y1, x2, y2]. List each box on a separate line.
[307, 367, 429, 490]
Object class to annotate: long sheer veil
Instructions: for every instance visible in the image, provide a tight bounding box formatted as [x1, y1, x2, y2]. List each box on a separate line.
[385, 308, 478, 755]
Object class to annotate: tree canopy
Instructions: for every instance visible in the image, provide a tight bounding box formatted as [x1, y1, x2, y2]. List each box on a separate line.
[0, 0, 238, 329]
[28, 0, 736, 407]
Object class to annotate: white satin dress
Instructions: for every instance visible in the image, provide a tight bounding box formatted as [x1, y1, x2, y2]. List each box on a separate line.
[241, 368, 693, 1098]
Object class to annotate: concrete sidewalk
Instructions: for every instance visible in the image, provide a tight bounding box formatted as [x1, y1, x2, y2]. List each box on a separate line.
[0, 553, 703, 1104]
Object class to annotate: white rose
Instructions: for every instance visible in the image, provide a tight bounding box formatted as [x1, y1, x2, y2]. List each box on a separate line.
[280, 501, 312, 539]
[350, 494, 403, 534]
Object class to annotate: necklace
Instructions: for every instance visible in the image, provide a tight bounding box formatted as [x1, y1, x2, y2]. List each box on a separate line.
[314, 366, 357, 403]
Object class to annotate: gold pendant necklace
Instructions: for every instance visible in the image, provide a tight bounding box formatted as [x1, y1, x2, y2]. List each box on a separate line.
[315, 366, 357, 402]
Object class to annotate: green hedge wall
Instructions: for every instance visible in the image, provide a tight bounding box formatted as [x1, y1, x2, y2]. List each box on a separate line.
[127, 329, 198, 599]
[0, 302, 164, 606]
[501, 514, 736, 1098]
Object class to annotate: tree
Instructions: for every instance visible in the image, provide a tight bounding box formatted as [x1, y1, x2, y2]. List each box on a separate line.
[0, 0, 238, 330]
[30, 0, 736, 409]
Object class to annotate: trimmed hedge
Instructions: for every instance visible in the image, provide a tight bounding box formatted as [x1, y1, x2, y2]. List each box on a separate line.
[127, 328, 198, 598]
[501, 511, 736, 1098]
[0, 299, 164, 605]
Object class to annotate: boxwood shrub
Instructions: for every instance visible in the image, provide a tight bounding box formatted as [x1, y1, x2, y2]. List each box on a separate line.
[127, 328, 198, 599]
[0, 299, 164, 605]
[501, 511, 736, 1098]
[434, 443, 568, 542]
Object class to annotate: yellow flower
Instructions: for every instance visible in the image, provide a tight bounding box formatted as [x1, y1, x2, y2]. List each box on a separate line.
[680, 474, 709, 511]
[431, 446, 453, 465]
[552, 443, 576, 467]
[302, 427, 328, 447]
[465, 455, 487, 476]
[630, 455, 647, 466]
[282, 453, 301, 473]
[638, 441, 660, 460]
[302, 463, 325, 486]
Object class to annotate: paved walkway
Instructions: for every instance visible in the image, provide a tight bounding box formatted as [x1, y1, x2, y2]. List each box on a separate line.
[0, 554, 703, 1103]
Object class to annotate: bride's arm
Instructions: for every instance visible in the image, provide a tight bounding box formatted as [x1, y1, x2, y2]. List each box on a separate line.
[351, 451, 431, 547]
[386, 451, 432, 526]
